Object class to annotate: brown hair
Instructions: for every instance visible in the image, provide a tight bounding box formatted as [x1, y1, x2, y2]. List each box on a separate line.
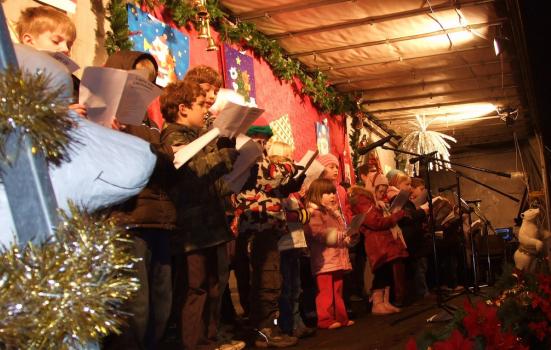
[16, 6, 76, 43]
[160, 80, 205, 123]
[306, 178, 336, 207]
[357, 163, 372, 176]
[411, 177, 425, 189]
[184, 65, 222, 88]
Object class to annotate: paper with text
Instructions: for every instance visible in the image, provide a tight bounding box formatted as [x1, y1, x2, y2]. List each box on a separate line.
[223, 134, 263, 193]
[295, 150, 319, 179]
[213, 102, 264, 138]
[79, 67, 162, 126]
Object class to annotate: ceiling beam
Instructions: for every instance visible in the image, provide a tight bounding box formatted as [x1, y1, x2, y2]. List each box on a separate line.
[363, 94, 518, 114]
[364, 84, 518, 104]
[332, 59, 501, 86]
[379, 114, 502, 123]
[290, 19, 505, 57]
[314, 44, 492, 72]
[269, 0, 497, 40]
[359, 72, 513, 95]
[238, 0, 352, 21]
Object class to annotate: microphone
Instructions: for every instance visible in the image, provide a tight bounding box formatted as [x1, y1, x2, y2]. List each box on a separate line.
[438, 184, 457, 192]
[409, 151, 438, 164]
[357, 135, 394, 155]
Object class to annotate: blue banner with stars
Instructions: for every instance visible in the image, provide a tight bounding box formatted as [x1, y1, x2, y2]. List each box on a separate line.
[127, 4, 190, 86]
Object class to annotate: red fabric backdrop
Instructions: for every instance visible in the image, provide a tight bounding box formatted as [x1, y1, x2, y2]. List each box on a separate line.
[144, 6, 353, 183]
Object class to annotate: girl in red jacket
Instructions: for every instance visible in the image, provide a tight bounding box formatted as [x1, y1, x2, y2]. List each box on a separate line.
[349, 173, 407, 315]
[305, 178, 359, 329]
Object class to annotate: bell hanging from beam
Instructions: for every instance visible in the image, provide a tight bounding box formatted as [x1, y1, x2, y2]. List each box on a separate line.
[206, 36, 218, 51]
[194, 0, 209, 19]
[198, 18, 209, 39]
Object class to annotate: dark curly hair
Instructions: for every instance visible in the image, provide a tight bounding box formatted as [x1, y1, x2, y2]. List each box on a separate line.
[160, 80, 205, 123]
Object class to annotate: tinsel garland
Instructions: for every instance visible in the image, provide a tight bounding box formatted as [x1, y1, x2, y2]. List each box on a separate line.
[0, 66, 75, 165]
[0, 203, 139, 349]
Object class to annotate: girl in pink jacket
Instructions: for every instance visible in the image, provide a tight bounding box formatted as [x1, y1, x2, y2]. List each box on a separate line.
[305, 178, 359, 330]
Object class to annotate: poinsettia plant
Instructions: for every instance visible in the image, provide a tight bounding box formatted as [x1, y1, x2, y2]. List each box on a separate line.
[408, 266, 551, 350]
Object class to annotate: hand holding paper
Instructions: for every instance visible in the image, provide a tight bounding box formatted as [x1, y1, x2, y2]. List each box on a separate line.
[389, 190, 411, 213]
[223, 134, 264, 193]
[79, 67, 162, 127]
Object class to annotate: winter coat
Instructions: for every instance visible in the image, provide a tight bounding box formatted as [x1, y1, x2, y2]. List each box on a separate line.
[336, 183, 353, 225]
[389, 194, 429, 258]
[232, 155, 297, 236]
[349, 186, 408, 271]
[305, 203, 353, 275]
[278, 192, 310, 251]
[109, 124, 177, 230]
[161, 123, 237, 253]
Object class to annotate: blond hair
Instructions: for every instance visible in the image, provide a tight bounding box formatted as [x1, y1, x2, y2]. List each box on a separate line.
[267, 140, 293, 163]
[387, 170, 410, 187]
[16, 6, 76, 43]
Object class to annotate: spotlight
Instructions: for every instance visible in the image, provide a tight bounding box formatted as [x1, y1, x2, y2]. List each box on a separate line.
[493, 36, 509, 56]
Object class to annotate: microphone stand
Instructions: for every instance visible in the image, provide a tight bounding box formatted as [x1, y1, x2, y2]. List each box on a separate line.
[381, 145, 520, 325]
[385, 148, 456, 325]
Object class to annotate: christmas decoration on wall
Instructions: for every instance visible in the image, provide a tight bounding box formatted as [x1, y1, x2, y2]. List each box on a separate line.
[269, 114, 295, 151]
[222, 44, 256, 105]
[127, 3, 190, 86]
[316, 120, 330, 155]
[0, 66, 74, 165]
[0, 203, 139, 349]
[398, 115, 456, 175]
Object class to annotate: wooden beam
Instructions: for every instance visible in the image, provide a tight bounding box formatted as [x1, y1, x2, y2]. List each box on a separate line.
[364, 84, 518, 104]
[269, 0, 497, 39]
[314, 45, 492, 72]
[238, 0, 352, 21]
[359, 72, 514, 95]
[333, 59, 502, 86]
[363, 94, 519, 114]
[290, 19, 505, 57]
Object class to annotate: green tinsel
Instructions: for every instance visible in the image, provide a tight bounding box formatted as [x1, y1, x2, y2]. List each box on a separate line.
[0, 66, 74, 165]
[105, 0, 133, 55]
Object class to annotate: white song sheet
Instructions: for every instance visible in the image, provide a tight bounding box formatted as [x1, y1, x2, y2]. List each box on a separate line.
[223, 134, 264, 193]
[213, 102, 264, 138]
[79, 67, 162, 126]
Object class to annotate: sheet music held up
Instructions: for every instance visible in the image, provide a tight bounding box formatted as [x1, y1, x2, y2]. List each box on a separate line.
[213, 102, 264, 138]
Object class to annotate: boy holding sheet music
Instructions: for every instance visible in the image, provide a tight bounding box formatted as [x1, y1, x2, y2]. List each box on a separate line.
[160, 79, 239, 350]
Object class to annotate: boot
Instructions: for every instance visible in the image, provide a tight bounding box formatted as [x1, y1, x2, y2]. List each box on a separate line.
[384, 286, 401, 313]
[392, 261, 407, 306]
[370, 289, 393, 315]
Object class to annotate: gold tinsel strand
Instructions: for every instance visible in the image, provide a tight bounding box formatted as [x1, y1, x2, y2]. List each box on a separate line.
[0, 203, 139, 349]
[0, 66, 75, 165]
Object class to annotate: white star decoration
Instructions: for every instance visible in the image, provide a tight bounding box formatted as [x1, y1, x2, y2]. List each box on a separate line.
[398, 115, 457, 175]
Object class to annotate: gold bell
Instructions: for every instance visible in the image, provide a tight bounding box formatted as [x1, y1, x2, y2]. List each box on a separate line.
[198, 19, 209, 39]
[193, 0, 208, 18]
[206, 36, 218, 51]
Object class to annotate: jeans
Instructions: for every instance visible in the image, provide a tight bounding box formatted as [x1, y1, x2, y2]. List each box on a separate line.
[278, 249, 305, 334]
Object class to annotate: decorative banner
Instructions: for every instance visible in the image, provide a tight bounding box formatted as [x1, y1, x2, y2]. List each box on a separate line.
[39, 0, 77, 13]
[269, 114, 295, 150]
[222, 44, 257, 106]
[316, 120, 330, 155]
[127, 4, 190, 87]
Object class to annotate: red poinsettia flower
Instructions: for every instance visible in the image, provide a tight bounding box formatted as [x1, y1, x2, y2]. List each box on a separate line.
[405, 337, 418, 350]
[528, 321, 550, 341]
[462, 300, 500, 338]
[432, 330, 474, 350]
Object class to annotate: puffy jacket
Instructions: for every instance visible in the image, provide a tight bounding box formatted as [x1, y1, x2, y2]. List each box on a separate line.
[232, 156, 297, 236]
[349, 186, 408, 271]
[109, 124, 177, 230]
[161, 123, 237, 253]
[305, 203, 353, 275]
